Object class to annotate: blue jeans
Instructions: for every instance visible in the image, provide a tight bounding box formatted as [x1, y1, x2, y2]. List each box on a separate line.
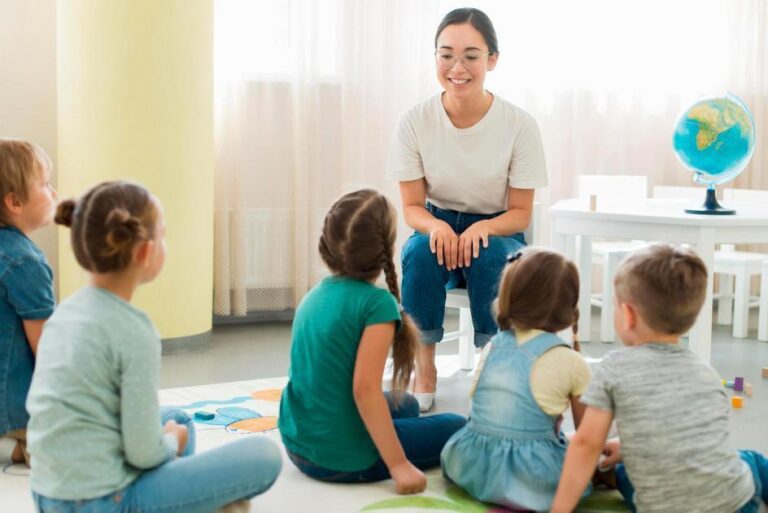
[286, 392, 467, 482]
[32, 407, 282, 513]
[401, 203, 526, 347]
[616, 450, 768, 513]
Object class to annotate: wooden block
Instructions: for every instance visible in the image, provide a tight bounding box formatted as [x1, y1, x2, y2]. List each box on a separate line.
[589, 194, 597, 211]
[762, 367, 768, 378]
[194, 411, 215, 420]
[744, 383, 753, 397]
[734, 377, 744, 391]
[724, 380, 735, 389]
[731, 396, 743, 408]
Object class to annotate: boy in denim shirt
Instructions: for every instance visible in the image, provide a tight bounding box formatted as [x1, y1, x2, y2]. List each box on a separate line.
[0, 139, 57, 465]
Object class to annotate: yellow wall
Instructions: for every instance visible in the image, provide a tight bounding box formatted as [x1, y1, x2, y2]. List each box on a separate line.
[0, 1, 58, 279]
[57, 1, 214, 339]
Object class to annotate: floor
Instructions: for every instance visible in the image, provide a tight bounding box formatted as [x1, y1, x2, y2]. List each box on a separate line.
[3, 310, 767, 512]
[160, 309, 768, 454]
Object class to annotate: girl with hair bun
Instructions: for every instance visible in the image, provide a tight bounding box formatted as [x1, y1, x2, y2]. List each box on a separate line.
[279, 188, 466, 495]
[27, 181, 282, 513]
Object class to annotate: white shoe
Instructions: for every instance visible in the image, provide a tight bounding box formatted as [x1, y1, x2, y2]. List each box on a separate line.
[218, 499, 251, 513]
[0, 437, 16, 464]
[413, 392, 435, 413]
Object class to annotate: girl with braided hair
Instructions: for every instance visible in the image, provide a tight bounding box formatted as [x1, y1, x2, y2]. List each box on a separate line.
[279, 189, 466, 495]
[26, 181, 281, 513]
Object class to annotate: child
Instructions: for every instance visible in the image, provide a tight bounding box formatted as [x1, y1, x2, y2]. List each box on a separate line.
[552, 244, 768, 513]
[440, 248, 592, 512]
[0, 139, 57, 466]
[278, 189, 467, 495]
[26, 181, 281, 513]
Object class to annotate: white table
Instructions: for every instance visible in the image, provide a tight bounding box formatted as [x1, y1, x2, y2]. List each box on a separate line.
[549, 197, 768, 363]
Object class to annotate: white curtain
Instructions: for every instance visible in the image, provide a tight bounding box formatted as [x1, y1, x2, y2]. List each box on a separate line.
[213, 0, 768, 316]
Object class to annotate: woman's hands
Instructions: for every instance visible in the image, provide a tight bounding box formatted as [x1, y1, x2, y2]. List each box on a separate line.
[457, 220, 491, 268]
[429, 221, 459, 270]
[390, 460, 427, 494]
[430, 219, 492, 270]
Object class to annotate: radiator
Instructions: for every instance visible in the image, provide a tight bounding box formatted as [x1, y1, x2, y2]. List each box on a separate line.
[244, 208, 294, 289]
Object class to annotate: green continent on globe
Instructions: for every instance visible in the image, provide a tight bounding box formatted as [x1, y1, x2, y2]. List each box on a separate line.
[687, 99, 752, 151]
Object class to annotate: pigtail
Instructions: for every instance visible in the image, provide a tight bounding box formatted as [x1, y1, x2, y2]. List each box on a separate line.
[383, 251, 416, 401]
[571, 306, 581, 353]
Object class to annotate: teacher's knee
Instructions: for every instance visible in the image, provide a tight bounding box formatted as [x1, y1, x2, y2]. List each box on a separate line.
[402, 234, 441, 273]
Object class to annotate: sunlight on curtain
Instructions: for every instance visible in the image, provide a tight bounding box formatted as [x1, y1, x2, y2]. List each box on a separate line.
[213, 0, 767, 317]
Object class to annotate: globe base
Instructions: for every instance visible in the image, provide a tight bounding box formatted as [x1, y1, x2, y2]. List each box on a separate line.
[685, 187, 735, 215]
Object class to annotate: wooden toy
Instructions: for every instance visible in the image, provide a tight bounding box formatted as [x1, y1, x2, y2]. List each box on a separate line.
[744, 383, 753, 397]
[731, 396, 743, 408]
[734, 377, 744, 391]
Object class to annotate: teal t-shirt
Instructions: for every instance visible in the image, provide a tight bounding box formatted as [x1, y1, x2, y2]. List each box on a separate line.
[278, 276, 401, 471]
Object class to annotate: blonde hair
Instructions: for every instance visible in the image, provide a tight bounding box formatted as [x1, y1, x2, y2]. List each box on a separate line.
[55, 181, 158, 273]
[0, 139, 52, 226]
[495, 247, 581, 350]
[614, 244, 707, 335]
[319, 189, 418, 398]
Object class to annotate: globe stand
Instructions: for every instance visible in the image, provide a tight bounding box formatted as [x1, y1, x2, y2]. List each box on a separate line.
[685, 186, 735, 215]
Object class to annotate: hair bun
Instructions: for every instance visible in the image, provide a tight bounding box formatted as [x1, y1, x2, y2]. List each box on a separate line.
[54, 199, 77, 227]
[103, 208, 143, 256]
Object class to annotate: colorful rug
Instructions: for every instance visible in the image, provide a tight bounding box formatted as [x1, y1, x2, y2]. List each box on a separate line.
[1, 369, 628, 512]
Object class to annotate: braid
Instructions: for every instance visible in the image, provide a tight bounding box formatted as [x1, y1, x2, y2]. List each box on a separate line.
[571, 306, 581, 352]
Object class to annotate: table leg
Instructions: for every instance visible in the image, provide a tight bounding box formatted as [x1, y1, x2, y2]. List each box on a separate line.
[690, 230, 715, 363]
[551, 228, 577, 344]
[578, 235, 592, 342]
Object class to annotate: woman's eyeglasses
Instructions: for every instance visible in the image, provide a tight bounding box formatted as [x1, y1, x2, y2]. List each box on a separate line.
[434, 50, 491, 70]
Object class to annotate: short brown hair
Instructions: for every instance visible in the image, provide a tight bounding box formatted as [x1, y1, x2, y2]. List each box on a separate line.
[614, 244, 707, 335]
[55, 181, 158, 273]
[0, 139, 52, 226]
[496, 247, 580, 335]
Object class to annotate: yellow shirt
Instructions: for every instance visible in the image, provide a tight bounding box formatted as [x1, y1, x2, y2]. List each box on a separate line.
[471, 329, 591, 416]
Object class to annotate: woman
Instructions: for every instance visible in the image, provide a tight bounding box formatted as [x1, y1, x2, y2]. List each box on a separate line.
[386, 8, 547, 411]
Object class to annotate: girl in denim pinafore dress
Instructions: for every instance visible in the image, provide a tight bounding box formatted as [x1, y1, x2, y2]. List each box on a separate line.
[441, 248, 592, 512]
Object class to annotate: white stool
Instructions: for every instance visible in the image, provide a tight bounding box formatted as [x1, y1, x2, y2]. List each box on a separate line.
[714, 250, 763, 338]
[444, 290, 474, 370]
[758, 260, 768, 341]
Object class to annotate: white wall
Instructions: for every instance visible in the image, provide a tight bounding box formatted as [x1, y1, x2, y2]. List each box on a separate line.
[0, 0, 58, 288]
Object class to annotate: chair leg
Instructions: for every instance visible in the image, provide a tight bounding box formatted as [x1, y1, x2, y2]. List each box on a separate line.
[758, 270, 768, 342]
[733, 270, 750, 338]
[600, 254, 619, 343]
[717, 273, 734, 326]
[458, 306, 474, 370]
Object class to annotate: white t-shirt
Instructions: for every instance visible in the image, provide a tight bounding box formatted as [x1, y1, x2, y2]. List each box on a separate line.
[386, 93, 548, 214]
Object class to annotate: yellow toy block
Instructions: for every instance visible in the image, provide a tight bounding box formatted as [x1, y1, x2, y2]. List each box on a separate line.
[731, 396, 743, 408]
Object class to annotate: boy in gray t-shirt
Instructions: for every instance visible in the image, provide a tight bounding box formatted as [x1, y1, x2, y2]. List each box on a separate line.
[552, 245, 767, 513]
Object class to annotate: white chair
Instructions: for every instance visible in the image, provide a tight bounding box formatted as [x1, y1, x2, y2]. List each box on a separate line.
[758, 259, 768, 341]
[579, 175, 649, 343]
[721, 188, 768, 337]
[654, 185, 768, 338]
[444, 203, 540, 370]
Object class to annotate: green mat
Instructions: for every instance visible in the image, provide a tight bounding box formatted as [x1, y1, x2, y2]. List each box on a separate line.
[361, 480, 629, 512]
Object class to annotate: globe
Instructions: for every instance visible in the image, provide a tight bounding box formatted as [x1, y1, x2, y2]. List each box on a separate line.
[672, 93, 756, 214]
